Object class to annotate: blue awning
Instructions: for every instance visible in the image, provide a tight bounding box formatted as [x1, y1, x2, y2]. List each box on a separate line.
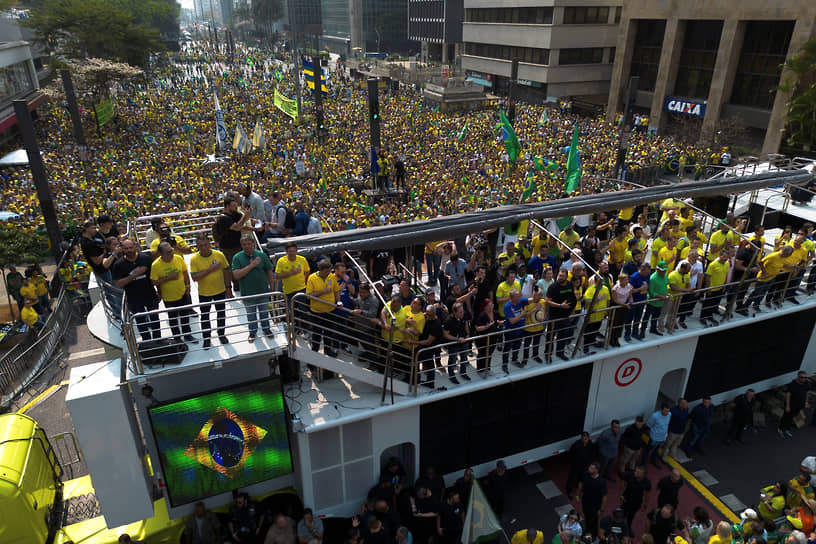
[466, 76, 492, 87]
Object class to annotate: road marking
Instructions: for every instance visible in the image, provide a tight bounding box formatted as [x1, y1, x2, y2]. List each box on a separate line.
[17, 380, 70, 415]
[719, 494, 747, 513]
[523, 462, 543, 475]
[672, 449, 691, 463]
[666, 457, 739, 523]
[554, 503, 575, 517]
[67, 347, 107, 361]
[536, 480, 562, 499]
[692, 469, 719, 486]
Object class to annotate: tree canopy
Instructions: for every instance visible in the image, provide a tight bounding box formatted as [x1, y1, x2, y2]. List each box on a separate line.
[24, 0, 179, 66]
[779, 39, 816, 152]
[0, 225, 46, 269]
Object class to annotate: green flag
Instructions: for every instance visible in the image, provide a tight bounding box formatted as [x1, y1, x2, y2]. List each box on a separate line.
[537, 109, 548, 127]
[499, 110, 520, 163]
[461, 480, 502, 544]
[564, 126, 581, 193]
[533, 156, 558, 172]
[521, 172, 535, 202]
[457, 121, 469, 142]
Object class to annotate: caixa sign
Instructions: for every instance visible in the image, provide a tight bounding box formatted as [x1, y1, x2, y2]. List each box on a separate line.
[664, 97, 707, 118]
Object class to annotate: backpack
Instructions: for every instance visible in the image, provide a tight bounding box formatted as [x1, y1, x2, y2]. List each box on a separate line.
[283, 207, 296, 230]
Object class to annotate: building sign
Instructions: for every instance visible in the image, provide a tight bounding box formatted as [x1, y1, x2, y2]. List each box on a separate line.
[517, 79, 543, 88]
[466, 71, 492, 87]
[664, 97, 706, 118]
[614, 358, 642, 387]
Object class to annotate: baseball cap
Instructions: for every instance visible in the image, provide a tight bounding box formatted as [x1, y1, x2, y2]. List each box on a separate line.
[425, 288, 435, 296]
[740, 508, 758, 521]
[656, 260, 668, 271]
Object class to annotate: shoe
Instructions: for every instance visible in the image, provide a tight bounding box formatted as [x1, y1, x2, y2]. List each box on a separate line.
[557, 352, 569, 361]
[736, 308, 749, 316]
[449, 376, 460, 384]
[709, 318, 719, 326]
[514, 361, 525, 368]
[461, 373, 471, 381]
[325, 349, 339, 357]
[624, 335, 631, 342]
[678, 321, 687, 329]
[263, 329, 274, 338]
[533, 356, 544, 364]
[502, 364, 509, 374]
[184, 334, 197, 343]
[610, 340, 620, 347]
[657, 325, 665, 332]
[248, 334, 257, 342]
[789, 297, 801, 305]
[342, 345, 353, 354]
[546, 357, 553, 364]
[203, 339, 211, 349]
[583, 349, 596, 355]
[219, 335, 229, 344]
[650, 329, 664, 336]
[777, 428, 786, 438]
[753, 305, 762, 313]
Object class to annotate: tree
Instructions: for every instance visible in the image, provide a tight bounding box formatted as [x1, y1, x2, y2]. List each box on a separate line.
[24, 0, 168, 66]
[0, 0, 18, 11]
[0, 225, 46, 317]
[251, 0, 282, 39]
[779, 39, 816, 152]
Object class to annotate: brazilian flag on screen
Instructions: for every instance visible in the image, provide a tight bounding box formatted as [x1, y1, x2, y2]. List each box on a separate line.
[148, 379, 293, 506]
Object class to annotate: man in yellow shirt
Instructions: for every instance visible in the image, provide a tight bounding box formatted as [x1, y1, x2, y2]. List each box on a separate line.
[781, 235, 808, 304]
[20, 298, 44, 331]
[650, 228, 670, 268]
[747, 246, 793, 310]
[31, 269, 50, 315]
[190, 234, 231, 348]
[149, 223, 192, 257]
[380, 295, 413, 374]
[709, 221, 736, 256]
[19, 276, 39, 312]
[659, 198, 684, 223]
[607, 227, 629, 277]
[522, 286, 546, 363]
[274, 241, 310, 300]
[558, 225, 580, 251]
[306, 259, 340, 356]
[495, 268, 521, 318]
[150, 241, 194, 342]
[582, 275, 610, 354]
[657, 237, 679, 272]
[700, 249, 729, 326]
[664, 261, 693, 332]
[511, 529, 544, 544]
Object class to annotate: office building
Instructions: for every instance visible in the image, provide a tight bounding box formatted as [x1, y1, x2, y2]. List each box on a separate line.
[289, 0, 322, 37]
[607, 0, 816, 156]
[321, 0, 414, 56]
[462, 2, 622, 102]
[408, 0, 464, 63]
[0, 40, 45, 139]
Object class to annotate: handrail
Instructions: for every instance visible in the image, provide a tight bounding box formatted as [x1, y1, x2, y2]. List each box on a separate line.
[530, 219, 600, 278]
[345, 251, 395, 321]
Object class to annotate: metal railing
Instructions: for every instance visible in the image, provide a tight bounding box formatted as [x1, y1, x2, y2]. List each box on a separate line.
[0, 289, 73, 406]
[97, 280, 126, 331]
[129, 207, 222, 250]
[121, 291, 287, 376]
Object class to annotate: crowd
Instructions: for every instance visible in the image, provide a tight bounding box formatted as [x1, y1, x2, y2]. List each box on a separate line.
[0, 42, 724, 240]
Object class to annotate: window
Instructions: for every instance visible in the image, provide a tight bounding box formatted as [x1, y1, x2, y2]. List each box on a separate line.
[0, 61, 33, 103]
[559, 47, 604, 65]
[465, 43, 550, 65]
[563, 7, 610, 25]
[629, 19, 666, 92]
[609, 47, 616, 64]
[673, 20, 724, 99]
[465, 7, 553, 24]
[729, 20, 795, 110]
[615, 6, 622, 23]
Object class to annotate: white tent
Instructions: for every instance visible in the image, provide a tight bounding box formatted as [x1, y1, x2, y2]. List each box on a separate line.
[0, 149, 30, 167]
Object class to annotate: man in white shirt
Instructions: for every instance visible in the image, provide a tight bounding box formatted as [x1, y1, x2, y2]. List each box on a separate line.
[677, 250, 704, 327]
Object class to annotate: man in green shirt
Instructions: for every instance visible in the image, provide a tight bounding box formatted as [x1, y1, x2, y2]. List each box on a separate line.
[232, 236, 275, 341]
[645, 261, 669, 337]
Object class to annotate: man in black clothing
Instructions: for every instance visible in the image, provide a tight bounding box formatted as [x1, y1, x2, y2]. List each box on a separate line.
[437, 489, 464, 544]
[112, 239, 160, 341]
[577, 462, 608, 539]
[454, 468, 474, 504]
[442, 303, 471, 384]
[486, 460, 507, 519]
[394, 157, 405, 190]
[546, 269, 577, 361]
[733, 240, 760, 315]
[415, 466, 446, 502]
[566, 432, 595, 496]
[80, 219, 115, 283]
[619, 416, 646, 475]
[620, 467, 651, 528]
[412, 486, 440, 543]
[599, 508, 633, 544]
[213, 193, 250, 290]
[727, 389, 755, 444]
[647, 504, 681, 544]
[227, 492, 263, 544]
[779, 371, 815, 437]
[656, 469, 683, 510]
[413, 305, 443, 388]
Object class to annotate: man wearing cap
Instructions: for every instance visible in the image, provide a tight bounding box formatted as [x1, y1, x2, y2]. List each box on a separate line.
[599, 508, 633, 544]
[511, 529, 544, 544]
[645, 262, 669, 336]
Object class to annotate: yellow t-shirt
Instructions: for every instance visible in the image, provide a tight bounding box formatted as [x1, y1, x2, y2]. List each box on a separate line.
[306, 272, 340, 313]
[20, 283, 37, 302]
[150, 235, 190, 254]
[658, 246, 678, 271]
[659, 198, 684, 223]
[531, 234, 547, 256]
[650, 237, 667, 267]
[406, 310, 426, 338]
[381, 305, 409, 343]
[668, 270, 690, 294]
[495, 280, 521, 317]
[150, 254, 188, 302]
[758, 251, 785, 282]
[583, 284, 610, 322]
[21, 306, 39, 326]
[608, 238, 628, 264]
[618, 207, 634, 221]
[425, 241, 442, 255]
[785, 244, 808, 267]
[524, 299, 546, 332]
[32, 275, 48, 296]
[275, 255, 309, 294]
[190, 250, 229, 297]
[558, 230, 580, 249]
[705, 259, 729, 288]
[709, 230, 735, 251]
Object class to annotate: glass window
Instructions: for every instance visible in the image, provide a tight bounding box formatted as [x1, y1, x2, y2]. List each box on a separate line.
[729, 20, 794, 110]
[628, 19, 666, 92]
[564, 7, 611, 24]
[674, 20, 723, 99]
[0, 61, 33, 103]
[559, 48, 604, 65]
[465, 7, 552, 24]
[464, 43, 550, 65]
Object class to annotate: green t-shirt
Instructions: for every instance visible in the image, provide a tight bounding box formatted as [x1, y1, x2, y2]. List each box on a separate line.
[647, 271, 669, 307]
[232, 249, 273, 295]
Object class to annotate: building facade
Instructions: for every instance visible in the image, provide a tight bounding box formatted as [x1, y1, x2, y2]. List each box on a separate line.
[0, 40, 45, 138]
[289, 0, 323, 37]
[321, 0, 414, 56]
[408, 0, 464, 63]
[461, 1, 622, 102]
[607, 0, 816, 156]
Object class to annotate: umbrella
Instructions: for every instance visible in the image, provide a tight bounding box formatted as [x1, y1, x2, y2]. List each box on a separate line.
[0, 149, 30, 167]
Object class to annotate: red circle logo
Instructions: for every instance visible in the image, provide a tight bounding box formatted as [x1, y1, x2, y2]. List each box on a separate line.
[615, 358, 642, 387]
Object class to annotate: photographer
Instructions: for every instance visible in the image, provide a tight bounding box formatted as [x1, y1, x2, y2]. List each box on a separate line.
[149, 222, 192, 258]
[599, 508, 633, 544]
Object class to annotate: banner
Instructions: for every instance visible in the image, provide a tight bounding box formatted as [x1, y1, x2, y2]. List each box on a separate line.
[274, 88, 299, 120]
[94, 98, 115, 127]
[461, 480, 502, 544]
[214, 91, 228, 151]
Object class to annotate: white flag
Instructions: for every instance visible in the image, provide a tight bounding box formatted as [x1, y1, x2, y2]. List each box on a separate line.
[214, 91, 228, 151]
[461, 480, 502, 544]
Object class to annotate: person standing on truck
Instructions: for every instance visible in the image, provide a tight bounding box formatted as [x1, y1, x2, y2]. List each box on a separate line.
[185, 501, 223, 544]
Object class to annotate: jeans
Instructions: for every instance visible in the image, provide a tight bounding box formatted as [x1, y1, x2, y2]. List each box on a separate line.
[244, 295, 271, 335]
[38, 293, 50, 314]
[685, 424, 709, 452]
[502, 332, 524, 366]
[128, 296, 160, 341]
[164, 294, 193, 339]
[642, 439, 665, 465]
[645, 304, 662, 331]
[199, 292, 226, 339]
[628, 303, 645, 337]
[425, 253, 441, 285]
[475, 336, 496, 372]
[746, 280, 773, 307]
[447, 343, 470, 376]
[309, 310, 336, 353]
[522, 329, 542, 360]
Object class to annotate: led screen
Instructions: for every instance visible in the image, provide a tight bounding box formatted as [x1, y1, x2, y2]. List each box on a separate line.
[148, 378, 293, 507]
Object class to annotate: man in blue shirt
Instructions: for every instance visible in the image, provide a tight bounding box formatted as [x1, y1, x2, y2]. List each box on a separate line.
[684, 397, 713, 455]
[503, 289, 529, 372]
[334, 262, 356, 353]
[643, 405, 671, 468]
[664, 399, 688, 461]
[627, 263, 650, 340]
[443, 252, 468, 292]
[528, 246, 557, 279]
